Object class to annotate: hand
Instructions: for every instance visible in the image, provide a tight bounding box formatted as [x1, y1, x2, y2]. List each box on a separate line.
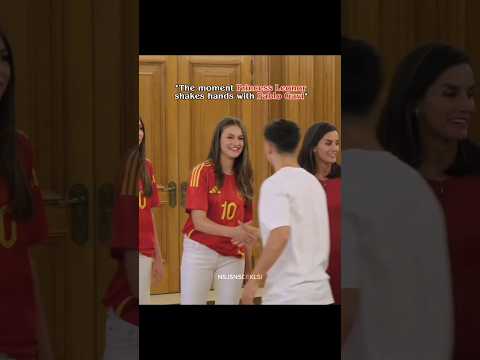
[231, 221, 258, 247]
[243, 270, 250, 286]
[241, 222, 260, 244]
[241, 278, 259, 305]
[231, 221, 252, 246]
[152, 257, 165, 282]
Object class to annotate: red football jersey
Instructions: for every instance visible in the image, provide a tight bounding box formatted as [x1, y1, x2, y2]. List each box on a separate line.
[103, 263, 138, 326]
[0, 131, 48, 358]
[182, 160, 253, 257]
[138, 159, 160, 257]
[107, 152, 159, 258]
[322, 178, 341, 304]
[428, 177, 480, 358]
[104, 151, 159, 326]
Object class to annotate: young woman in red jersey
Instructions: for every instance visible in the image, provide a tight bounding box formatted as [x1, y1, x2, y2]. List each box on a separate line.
[136, 117, 164, 303]
[0, 30, 52, 360]
[298, 122, 341, 304]
[181, 117, 259, 304]
[103, 117, 164, 359]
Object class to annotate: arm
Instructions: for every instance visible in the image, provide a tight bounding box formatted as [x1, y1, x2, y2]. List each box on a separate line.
[341, 288, 360, 345]
[29, 251, 54, 360]
[341, 215, 361, 345]
[249, 226, 289, 280]
[124, 250, 139, 297]
[232, 222, 260, 247]
[151, 209, 163, 261]
[244, 245, 253, 274]
[243, 245, 253, 286]
[241, 226, 289, 304]
[151, 209, 165, 281]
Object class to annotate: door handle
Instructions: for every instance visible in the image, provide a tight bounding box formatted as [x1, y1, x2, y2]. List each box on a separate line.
[180, 181, 188, 208]
[159, 181, 176, 208]
[67, 184, 89, 246]
[42, 185, 89, 245]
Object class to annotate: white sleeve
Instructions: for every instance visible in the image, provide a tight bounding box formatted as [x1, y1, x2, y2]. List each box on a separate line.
[259, 181, 290, 231]
[342, 213, 361, 289]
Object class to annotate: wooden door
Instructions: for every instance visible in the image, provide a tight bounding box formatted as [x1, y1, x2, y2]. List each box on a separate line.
[0, 0, 135, 359]
[139, 56, 180, 294]
[0, 1, 88, 359]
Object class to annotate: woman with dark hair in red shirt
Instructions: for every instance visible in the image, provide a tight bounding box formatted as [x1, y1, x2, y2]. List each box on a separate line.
[0, 29, 52, 360]
[378, 43, 480, 359]
[298, 122, 341, 304]
[102, 117, 164, 359]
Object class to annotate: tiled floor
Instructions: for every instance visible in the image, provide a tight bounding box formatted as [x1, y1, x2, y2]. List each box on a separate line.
[150, 288, 265, 305]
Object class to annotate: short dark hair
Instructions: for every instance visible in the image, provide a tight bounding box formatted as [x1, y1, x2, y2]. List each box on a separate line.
[264, 119, 300, 154]
[342, 36, 383, 116]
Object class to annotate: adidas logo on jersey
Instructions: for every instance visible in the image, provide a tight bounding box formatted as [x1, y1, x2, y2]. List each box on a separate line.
[209, 186, 221, 194]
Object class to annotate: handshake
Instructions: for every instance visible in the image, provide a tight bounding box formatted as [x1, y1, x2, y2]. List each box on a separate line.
[231, 220, 260, 247]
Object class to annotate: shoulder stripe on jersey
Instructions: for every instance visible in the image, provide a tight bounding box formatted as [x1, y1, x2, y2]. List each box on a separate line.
[190, 161, 213, 188]
[115, 295, 135, 317]
[190, 163, 204, 188]
[190, 164, 200, 187]
[194, 163, 206, 187]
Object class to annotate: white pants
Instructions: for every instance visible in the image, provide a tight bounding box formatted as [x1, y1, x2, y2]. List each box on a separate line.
[181, 237, 245, 304]
[103, 309, 138, 360]
[139, 253, 153, 305]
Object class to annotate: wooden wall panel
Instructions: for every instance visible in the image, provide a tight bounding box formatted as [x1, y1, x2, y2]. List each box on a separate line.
[251, 55, 341, 178]
[2, 0, 135, 358]
[63, 1, 98, 358]
[314, 56, 341, 129]
[465, 0, 480, 138]
[342, 0, 381, 47]
[269, 56, 284, 121]
[139, 57, 176, 294]
[251, 56, 272, 267]
[139, 57, 165, 287]
[93, 0, 136, 357]
[178, 56, 253, 176]
[281, 56, 341, 159]
[343, 0, 480, 140]
[190, 64, 241, 163]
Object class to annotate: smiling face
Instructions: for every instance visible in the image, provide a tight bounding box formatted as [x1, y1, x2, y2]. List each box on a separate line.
[220, 125, 244, 160]
[314, 130, 339, 165]
[0, 36, 11, 100]
[418, 63, 476, 141]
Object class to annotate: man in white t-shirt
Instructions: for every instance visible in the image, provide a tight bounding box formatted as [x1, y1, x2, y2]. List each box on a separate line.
[341, 37, 452, 359]
[238, 119, 333, 305]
